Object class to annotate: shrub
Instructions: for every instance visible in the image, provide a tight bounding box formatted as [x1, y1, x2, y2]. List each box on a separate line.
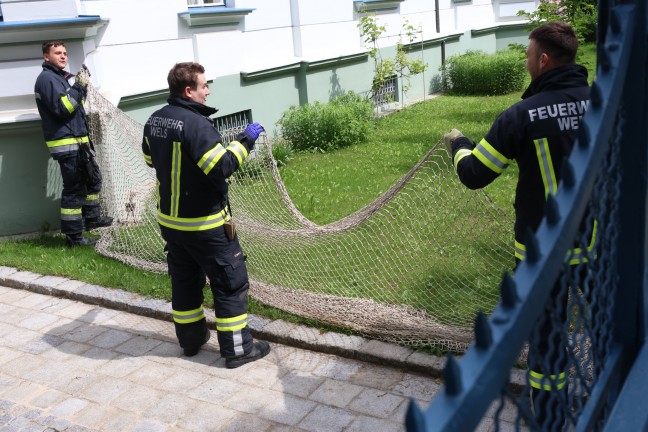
[277, 92, 374, 152]
[270, 137, 294, 167]
[441, 49, 527, 96]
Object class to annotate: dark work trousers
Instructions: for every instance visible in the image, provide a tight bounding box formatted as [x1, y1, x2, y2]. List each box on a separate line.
[57, 152, 102, 235]
[161, 225, 253, 358]
[517, 258, 569, 431]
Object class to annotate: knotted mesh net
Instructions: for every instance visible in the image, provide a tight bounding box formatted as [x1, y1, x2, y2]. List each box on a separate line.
[86, 83, 514, 351]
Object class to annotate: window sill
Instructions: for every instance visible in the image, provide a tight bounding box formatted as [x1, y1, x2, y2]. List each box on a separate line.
[178, 7, 254, 27]
[0, 15, 108, 45]
[353, 0, 404, 13]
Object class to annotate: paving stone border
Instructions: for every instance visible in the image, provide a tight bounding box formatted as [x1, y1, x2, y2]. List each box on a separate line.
[0, 265, 526, 392]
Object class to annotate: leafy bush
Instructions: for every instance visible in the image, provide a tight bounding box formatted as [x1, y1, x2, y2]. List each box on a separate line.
[270, 136, 294, 167]
[518, 0, 597, 44]
[277, 92, 374, 152]
[441, 49, 527, 96]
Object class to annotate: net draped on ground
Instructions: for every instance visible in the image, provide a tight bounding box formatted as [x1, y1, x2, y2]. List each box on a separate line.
[86, 84, 514, 351]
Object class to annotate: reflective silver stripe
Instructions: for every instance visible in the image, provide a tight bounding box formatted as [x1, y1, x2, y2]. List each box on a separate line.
[471, 138, 510, 174]
[226, 141, 248, 165]
[216, 316, 247, 331]
[157, 209, 229, 231]
[61, 94, 79, 113]
[534, 138, 557, 197]
[48, 144, 79, 154]
[232, 330, 244, 356]
[170, 142, 181, 218]
[172, 309, 205, 324]
[474, 143, 508, 173]
[198, 145, 227, 175]
[61, 213, 82, 221]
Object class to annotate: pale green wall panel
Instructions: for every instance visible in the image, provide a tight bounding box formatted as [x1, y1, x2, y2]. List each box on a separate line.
[1, 25, 530, 236]
[0, 122, 61, 236]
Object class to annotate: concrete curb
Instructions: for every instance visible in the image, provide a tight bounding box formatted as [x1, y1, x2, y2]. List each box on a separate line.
[0, 265, 456, 379]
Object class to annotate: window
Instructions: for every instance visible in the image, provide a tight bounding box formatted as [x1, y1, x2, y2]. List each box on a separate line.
[373, 76, 398, 107]
[214, 110, 252, 143]
[188, 0, 225, 7]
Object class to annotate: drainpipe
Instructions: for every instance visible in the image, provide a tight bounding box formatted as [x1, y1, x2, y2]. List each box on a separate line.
[290, 0, 308, 105]
[435, 0, 446, 65]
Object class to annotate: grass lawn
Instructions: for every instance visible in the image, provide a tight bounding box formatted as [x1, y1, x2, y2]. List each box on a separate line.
[0, 44, 597, 348]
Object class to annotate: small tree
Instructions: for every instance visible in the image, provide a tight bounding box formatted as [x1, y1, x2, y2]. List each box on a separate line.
[518, 0, 598, 44]
[358, 13, 428, 109]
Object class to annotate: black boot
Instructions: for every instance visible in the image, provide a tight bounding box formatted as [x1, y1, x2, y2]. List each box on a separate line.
[66, 234, 97, 248]
[85, 216, 113, 230]
[225, 341, 271, 369]
[183, 329, 211, 357]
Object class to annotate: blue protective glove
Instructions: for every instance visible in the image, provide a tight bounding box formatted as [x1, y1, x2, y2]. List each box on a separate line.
[244, 122, 265, 141]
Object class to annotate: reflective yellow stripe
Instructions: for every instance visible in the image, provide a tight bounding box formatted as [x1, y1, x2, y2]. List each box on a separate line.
[170, 141, 181, 218]
[198, 144, 227, 175]
[226, 141, 248, 166]
[46, 136, 89, 148]
[515, 240, 526, 261]
[516, 220, 598, 265]
[144, 137, 153, 165]
[473, 138, 511, 174]
[61, 207, 82, 221]
[529, 370, 566, 391]
[173, 307, 205, 324]
[61, 94, 76, 113]
[216, 313, 248, 332]
[454, 149, 472, 170]
[157, 207, 230, 232]
[534, 138, 558, 197]
[86, 194, 99, 201]
[566, 220, 598, 265]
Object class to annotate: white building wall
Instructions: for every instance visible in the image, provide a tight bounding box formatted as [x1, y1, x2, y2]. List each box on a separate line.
[0, 0, 538, 119]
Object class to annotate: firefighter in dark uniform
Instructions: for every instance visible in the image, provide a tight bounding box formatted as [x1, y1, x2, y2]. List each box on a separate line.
[444, 23, 591, 430]
[34, 40, 113, 247]
[142, 62, 270, 368]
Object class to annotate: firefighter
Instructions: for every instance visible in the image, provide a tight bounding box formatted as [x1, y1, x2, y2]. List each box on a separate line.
[142, 62, 270, 368]
[34, 40, 113, 247]
[443, 22, 591, 430]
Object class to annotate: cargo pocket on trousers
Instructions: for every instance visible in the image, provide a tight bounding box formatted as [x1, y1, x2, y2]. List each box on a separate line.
[215, 251, 248, 292]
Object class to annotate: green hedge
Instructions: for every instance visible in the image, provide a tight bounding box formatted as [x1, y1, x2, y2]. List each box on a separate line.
[441, 49, 527, 96]
[277, 92, 374, 152]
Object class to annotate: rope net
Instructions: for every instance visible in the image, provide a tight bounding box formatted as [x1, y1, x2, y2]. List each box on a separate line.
[86, 84, 514, 351]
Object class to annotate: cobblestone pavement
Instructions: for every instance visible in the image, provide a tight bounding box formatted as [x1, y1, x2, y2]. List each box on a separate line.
[0, 266, 522, 431]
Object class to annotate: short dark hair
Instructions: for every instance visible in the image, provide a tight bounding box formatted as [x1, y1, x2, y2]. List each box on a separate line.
[529, 22, 579, 65]
[167, 62, 205, 98]
[42, 40, 66, 55]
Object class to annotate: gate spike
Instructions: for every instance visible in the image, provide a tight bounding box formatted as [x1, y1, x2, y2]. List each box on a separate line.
[590, 82, 602, 108]
[606, 41, 619, 52]
[523, 227, 541, 264]
[545, 194, 560, 225]
[444, 354, 463, 396]
[500, 272, 519, 308]
[474, 310, 493, 349]
[599, 48, 612, 72]
[578, 122, 591, 148]
[405, 399, 426, 431]
[610, 7, 621, 34]
[561, 159, 576, 189]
